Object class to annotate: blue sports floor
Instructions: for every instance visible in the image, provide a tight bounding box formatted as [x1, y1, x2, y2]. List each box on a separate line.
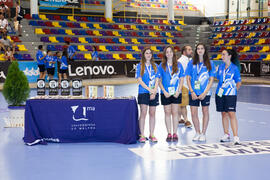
[0, 83, 270, 180]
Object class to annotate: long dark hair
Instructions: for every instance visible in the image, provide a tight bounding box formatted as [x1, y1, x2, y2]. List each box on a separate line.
[223, 49, 241, 71]
[193, 43, 211, 71]
[62, 48, 68, 58]
[161, 46, 178, 75]
[140, 47, 157, 77]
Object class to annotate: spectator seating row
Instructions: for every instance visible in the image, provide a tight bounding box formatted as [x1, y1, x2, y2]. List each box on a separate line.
[213, 17, 270, 26]
[29, 20, 183, 31]
[210, 46, 270, 53]
[40, 36, 178, 44]
[213, 25, 270, 32]
[210, 32, 270, 39]
[28, 14, 185, 25]
[34, 28, 183, 38]
[211, 38, 270, 46]
[47, 44, 180, 52]
[211, 53, 270, 61]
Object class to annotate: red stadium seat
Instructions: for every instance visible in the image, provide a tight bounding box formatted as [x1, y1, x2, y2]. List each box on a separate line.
[119, 54, 126, 59]
[64, 37, 71, 42]
[43, 29, 51, 34]
[239, 54, 247, 60]
[86, 30, 94, 36]
[93, 38, 100, 43]
[67, 22, 75, 28]
[45, 21, 53, 27]
[106, 38, 114, 43]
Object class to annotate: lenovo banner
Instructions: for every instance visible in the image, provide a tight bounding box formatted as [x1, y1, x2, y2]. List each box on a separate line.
[68, 61, 126, 79]
[0, 61, 11, 83]
[240, 61, 261, 77]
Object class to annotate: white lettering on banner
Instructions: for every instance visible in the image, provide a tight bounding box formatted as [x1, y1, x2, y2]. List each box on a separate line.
[0, 71, 6, 79]
[68, 65, 115, 77]
[130, 64, 138, 73]
[23, 67, 40, 76]
[129, 140, 270, 160]
[241, 63, 251, 73]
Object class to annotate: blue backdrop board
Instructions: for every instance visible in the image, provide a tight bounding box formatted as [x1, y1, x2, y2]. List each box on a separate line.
[23, 98, 139, 145]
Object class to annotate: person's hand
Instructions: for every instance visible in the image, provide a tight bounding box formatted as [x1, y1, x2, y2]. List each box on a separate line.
[198, 92, 207, 100]
[149, 88, 155, 95]
[164, 91, 170, 98]
[173, 91, 180, 98]
[191, 92, 198, 100]
[150, 93, 155, 100]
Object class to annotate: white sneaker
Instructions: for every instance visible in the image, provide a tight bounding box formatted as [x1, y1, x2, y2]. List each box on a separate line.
[192, 133, 201, 141]
[199, 134, 206, 142]
[233, 136, 241, 145]
[220, 134, 230, 142]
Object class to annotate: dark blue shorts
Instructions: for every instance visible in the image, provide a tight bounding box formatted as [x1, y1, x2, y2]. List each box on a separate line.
[38, 65, 46, 72]
[47, 68, 55, 76]
[138, 93, 159, 106]
[161, 93, 182, 105]
[215, 95, 237, 112]
[189, 95, 211, 107]
[59, 69, 68, 74]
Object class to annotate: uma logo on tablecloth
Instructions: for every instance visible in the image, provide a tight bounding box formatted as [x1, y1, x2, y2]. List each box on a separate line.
[71, 105, 95, 121]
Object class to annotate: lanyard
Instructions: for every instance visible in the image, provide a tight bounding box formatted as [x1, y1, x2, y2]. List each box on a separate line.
[146, 64, 153, 80]
[197, 63, 204, 76]
[167, 63, 173, 79]
[222, 64, 231, 83]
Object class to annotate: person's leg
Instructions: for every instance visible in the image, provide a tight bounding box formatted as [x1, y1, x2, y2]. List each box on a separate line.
[139, 104, 148, 137]
[201, 106, 210, 135]
[222, 112, 230, 135]
[164, 105, 172, 134]
[178, 105, 183, 122]
[228, 112, 238, 137]
[63, 73, 68, 79]
[171, 104, 179, 135]
[190, 106, 200, 133]
[181, 106, 188, 122]
[149, 106, 156, 137]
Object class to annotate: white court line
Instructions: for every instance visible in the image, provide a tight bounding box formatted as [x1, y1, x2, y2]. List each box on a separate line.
[129, 140, 270, 161]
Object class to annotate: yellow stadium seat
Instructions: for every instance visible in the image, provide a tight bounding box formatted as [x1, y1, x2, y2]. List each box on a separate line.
[126, 54, 135, 60]
[79, 37, 88, 43]
[167, 39, 175, 44]
[65, 29, 75, 35]
[263, 54, 270, 61]
[267, 26, 270, 31]
[240, 46, 250, 52]
[7, 36, 13, 43]
[99, 45, 108, 52]
[119, 25, 127, 30]
[153, 25, 161, 31]
[213, 54, 222, 60]
[39, 14, 48, 20]
[113, 54, 122, 60]
[175, 26, 183, 31]
[52, 22, 61, 27]
[0, 54, 5, 61]
[106, 18, 114, 23]
[163, 20, 169, 25]
[149, 32, 157, 37]
[166, 32, 173, 37]
[141, 19, 149, 24]
[35, 28, 45, 35]
[78, 45, 87, 51]
[93, 30, 102, 36]
[49, 37, 59, 43]
[217, 40, 224, 46]
[119, 38, 128, 44]
[80, 23, 89, 29]
[178, 21, 186, 26]
[67, 16, 75, 21]
[259, 46, 270, 52]
[226, 40, 235, 45]
[17, 45, 28, 51]
[132, 39, 140, 44]
[150, 46, 159, 52]
[247, 32, 255, 38]
[131, 25, 139, 30]
[84, 54, 92, 60]
[113, 31, 121, 36]
[93, 24, 102, 29]
[227, 46, 233, 49]
[256, 39, 265, 45]
[132, 46, 140, 51]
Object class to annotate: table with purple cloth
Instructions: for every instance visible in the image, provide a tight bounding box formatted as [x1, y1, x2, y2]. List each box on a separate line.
[23, 98, 139, 145]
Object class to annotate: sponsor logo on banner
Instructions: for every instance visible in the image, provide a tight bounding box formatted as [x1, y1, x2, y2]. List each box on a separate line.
[261, 62, 270, 76]
[39, 0, 80, 10]
[71, 105, 95, 121]
[240, 61, 261, 77]
[129, 140, 270, 160]
[68, 61, 125, 79]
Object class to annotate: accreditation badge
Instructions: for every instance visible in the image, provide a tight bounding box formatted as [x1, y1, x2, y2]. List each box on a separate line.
[217, 88, 224, 97]
[168, 87, 175, 96]
[194, 81, 201, 90]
